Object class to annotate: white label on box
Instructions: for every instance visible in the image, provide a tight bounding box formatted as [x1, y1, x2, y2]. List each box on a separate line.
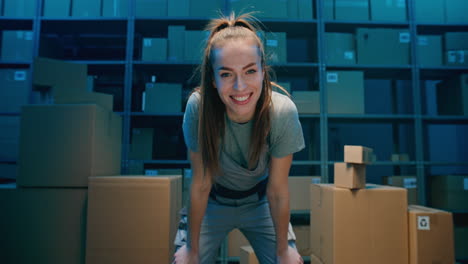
[404, 177, 417, 189]
[397, 0, 405, 8]
[344, 51, 354, 60]
[16, 31, 24, 39]
[399, 33, 410, 43]
[141, 91, 146, 111]
[311, 178, 321, 184]
[327, 72, 338, 83]
[144, 39, 152, 47]
[14, 71, 26, 81]
[448, 51, 457, 63]
[464, 177, 468, 190]
[25, 32, 33, 41]
[267, 39, 278, 47]
[417, 216, 430, 230]
[418, 37, 428, 46]
[145, 169, 158, 176]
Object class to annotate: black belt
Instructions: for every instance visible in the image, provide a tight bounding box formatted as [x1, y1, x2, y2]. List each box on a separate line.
[209, 177, 268, 201]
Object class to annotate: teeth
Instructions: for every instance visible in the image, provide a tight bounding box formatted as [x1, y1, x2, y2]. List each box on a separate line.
[233, 95, 249, 102]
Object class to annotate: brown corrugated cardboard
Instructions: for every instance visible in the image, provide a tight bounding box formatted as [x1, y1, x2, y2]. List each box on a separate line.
[72, 0, 101, 17]
[1, 30, 33, 61]
[135, 0, 167, 17]
[334, 162, 366, 189]
[86, 176, 182, 264]
[335, 0, 369, 20]
[293, 225, 311, 256]
[437, 74, 468, 116]
[430, 175, 468, 211]
[417, 35, 443, 66]
[370, 0, 407, 21]
[102, 0, 128, 17]
[344, 145, 374, 164]
[0, 185, 87, 264]
[141, 38, 167, 61]
[0, 116, 20, 160]
[129, 128, 154, 160]
[356, 28, 410, 65]
[292, 91, 320, 114]
[383, 175, 418, 204]
[414, 0, 444, 23]
[168, 25, 185, 61]
[228, 228, 250, 257]
[325, 33, 356, 65]
[43, 0, 70, 17]
[168, 0, 189, 16]
[3, 0, 35, 17]
[240, 246, 259, 264]
[289, 176, 321, 210]
[310, 184, 408, 264]
[18, 104, 122, 187]
[444, 32, 468, 51]
[445, 0, 468, 23]
[445, 50, 468, 66]
[264, 32, 287, 63]
[408, 205, 455, 264]
[144, 83, 182, 113]
[310, 254, 324, 264]
[0, 69, 29, 113]
[454, 226, 468, 260]
[326, 71, 365, 114]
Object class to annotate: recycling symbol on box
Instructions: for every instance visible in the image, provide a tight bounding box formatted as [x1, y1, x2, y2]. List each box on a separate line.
[417, 216, 430, 230]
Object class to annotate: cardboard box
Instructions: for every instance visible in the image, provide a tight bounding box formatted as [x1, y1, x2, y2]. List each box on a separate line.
[370, 0, 407, 22]
[408, 205, 455, 264]
[230, 0, 288, 19]
[129, 128, 154, 160]
[102, 0, 128, 17]
[287, 0, 298, 19]
[310, 254, 323, 264]
[86, 176, 182, 264]
[417, 35, 443, 66]
[184, 30, 208, 62]
[325, 33, 356, 64]
[390, 153, 410, 162]
[356, 28, 410, 65]
[436, 74, 468, 115]
[0, 185, 87, 264]
[414, 0, 444, 23]
[43, 0, 71, 16]
[141, 38, 167, 61]
[445, 0, 468, 23]
[383, 175, 418, 204]
[344, 145, 373, 164]
[445, 50, 468, 66]
[293, 225, 311, 256]
[334, 162, 366, 189]
[18, 104, 122, 187]
[454, 226, 468, 260]
[430, 175, 468, 211]
[310, 184, 409, 264]
[168, 0, 189, 16]
[228, 228, 250, 257]
[264, 32, 287, 63]
[168, 25, 185, 61]
[1, 30, 33, 61]
[292, 91, 320, 114]
[135, 0, 167, 17]
[0, 69, 29, 113]
[144, 83, 182, 113]
[289, 176, 321, 210]
[190, 0, 222, 17]
[444, 32, 468, 51]
[0, 163, 17, 179]
[326, 71, 365, 114]
[335, 0, 369, 20]
[298, 0, 314, 19]
[240, 246, 259, 264]
[3, 0, 35, 17]
[72, 0, 101, 16]
[0, 116, 20, 160]
[324, 0, 333, 20]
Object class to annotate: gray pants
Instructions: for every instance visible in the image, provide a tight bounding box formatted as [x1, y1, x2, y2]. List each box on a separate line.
[174, 195, 297, 264]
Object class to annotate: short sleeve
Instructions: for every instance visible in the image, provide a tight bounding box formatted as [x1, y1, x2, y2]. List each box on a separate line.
[269, 93, 305, 158]
[182, 92, 201, 152]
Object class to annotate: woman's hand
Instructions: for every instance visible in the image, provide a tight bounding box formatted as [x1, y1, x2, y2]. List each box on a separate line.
[173, 245, 199, 264]
[277, 246, 304, 264]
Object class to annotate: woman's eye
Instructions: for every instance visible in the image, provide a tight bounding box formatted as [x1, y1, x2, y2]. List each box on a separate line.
[246, 69, 257, 74]
[220, 72, 231, 78]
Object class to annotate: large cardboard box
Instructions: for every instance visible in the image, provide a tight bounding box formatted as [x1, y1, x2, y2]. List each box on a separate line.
[324, 0, 333, 20]
[43, 0, 70, 17]
[0, 116, 20, 160]
[240, 246, 259, 264]
[3, 0, 35, 17]
[454, 226, 468, 260]
[228, 228, 250, 257]
[334, 162, 366, 189]
[436, 74, 468, 116]
[292, 91, 320, 114]
[142, 38, 167, 61]
[287, 0, 298, 19]
[383, 175, 418, 204]
[1, 30, 33, 61]
[264, 32, 287, 63]
[444, 32, 468, 51]
[102, 0, 128, 17]
[184, 30, 208, 62]
[190, 0, 222, 17]
[129, 128, 154, 160]
[293, 225, 311, 256]
[168, 0, 189, 16]
[230, 0, 288, 19]
[289, 176, 321, 210]
[0, 69, 29, 113]
[408, 205, 455, 264]
[168, 25, 185, 61]
[86, 176, 182, 264]
[344, 145, 373, 164]
[298, 0, 314, 19]
[335, 0, 369, 20]
[356, 28, 410, 65]
[325, 32, 356, 65]
[18, 104, 122, 187]
[445, 0, 468, 23]
[72, 0, 101, 17]
[414, 0, 444, 23]
[0, 185, 88, 264]
[135, 0, 167, 17]
[144, 83, 182, 113]
[430, 175, 468, 211]
[417, 35, 443, 67]
[326, 71, 365, 114]
[370, 0, 407, 22]
[310, 184, 408, 264]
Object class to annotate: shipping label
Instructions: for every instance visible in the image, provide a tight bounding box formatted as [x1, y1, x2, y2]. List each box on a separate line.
[327, 72, 338, 83]
[404, 177, 417, 189]
[399, 32, 410, 43]
[14, 71, 26, 81]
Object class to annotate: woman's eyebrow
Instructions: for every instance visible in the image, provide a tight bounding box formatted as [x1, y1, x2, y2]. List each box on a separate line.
[216, 62, 256, 71]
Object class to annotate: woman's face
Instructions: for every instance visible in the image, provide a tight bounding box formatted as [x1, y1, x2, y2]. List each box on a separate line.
[212, 38, 264, 123]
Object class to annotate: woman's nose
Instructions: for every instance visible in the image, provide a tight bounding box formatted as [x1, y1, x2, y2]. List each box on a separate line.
[234, 76, 247, 91]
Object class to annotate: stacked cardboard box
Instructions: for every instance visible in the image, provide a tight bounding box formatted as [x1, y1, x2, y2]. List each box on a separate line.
[430, 175, 468, 211]
[263, 32, 288, 63]
[326, 71, 365, 114]
[143, 82, 182, 113]
[292, 91, 320, 114]
[444, 32, 468, 66]
[335, 0, 369, 20]
[102, 0, 128, 17]
[325, 33, 356, 65]
[240, 246, 259, 264]
[417, 35, 443, 67]
[72, 0, 101, 17]
[168, 25, 185, 61]
[436, 74, 468, 116]
[383, 175, 418, 204]
[142, 38, 167, 61]
[414, 0, 444, 23]
[334, 145, 373, 189]
[1, 30, 33, 61]
[445, 0, 468, 23]
[0, 69, 29, 113]
[184, 30, 208, 62]
[3, 0, 35, 17]
[370, 0, 407, 22]
[135, 0, 167, 17]
[356, 28, 410, 65]
[43, 0, 71, 17]
[168, 0, 189, 16]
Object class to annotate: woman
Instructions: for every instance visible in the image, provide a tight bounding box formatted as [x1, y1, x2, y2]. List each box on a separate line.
[174, 13, 305, 264]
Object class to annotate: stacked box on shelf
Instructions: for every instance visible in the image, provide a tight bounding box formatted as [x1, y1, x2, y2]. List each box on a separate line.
[444, 32, 468, 66]
[102, 0, 128, 17]
[445, 0, 468, 23]
[3, 0, 35, 17]
[414, 0, 445, 23]
[1, 30, 33, 61]
[189, 0, 222, 17]
[326, 71, 365, 114]
[168, 26, 185, 61]
[129, 128, 154, 160]
[43, 0, 71, 17]
[72, 0, 101, 17]
[141, 38, 168, 61]
[325, 32, 356, 65]
[144, 82, 182, 113]
[356, 28, 410, 65]
[263, 32, 287, 63]
[436, 74, 468, 116]
[334, 145, 373, 189]
[430, 175, 468, 211]
[136, 0, 167, 17]
[335, 0, 369, 20]
[184, 30, 208, 62]
[292, 91, 320, 114]
[168, 0, 188, 17]
[370, 0, 407, 22]
[0, 69, 29, 113]
[417, 35, 443, 67]
[383, 175, 418, 205]
[230, 0, 288, 19]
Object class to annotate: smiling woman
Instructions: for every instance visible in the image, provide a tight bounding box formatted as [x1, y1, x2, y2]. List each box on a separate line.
[173, 13, 305, 264]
